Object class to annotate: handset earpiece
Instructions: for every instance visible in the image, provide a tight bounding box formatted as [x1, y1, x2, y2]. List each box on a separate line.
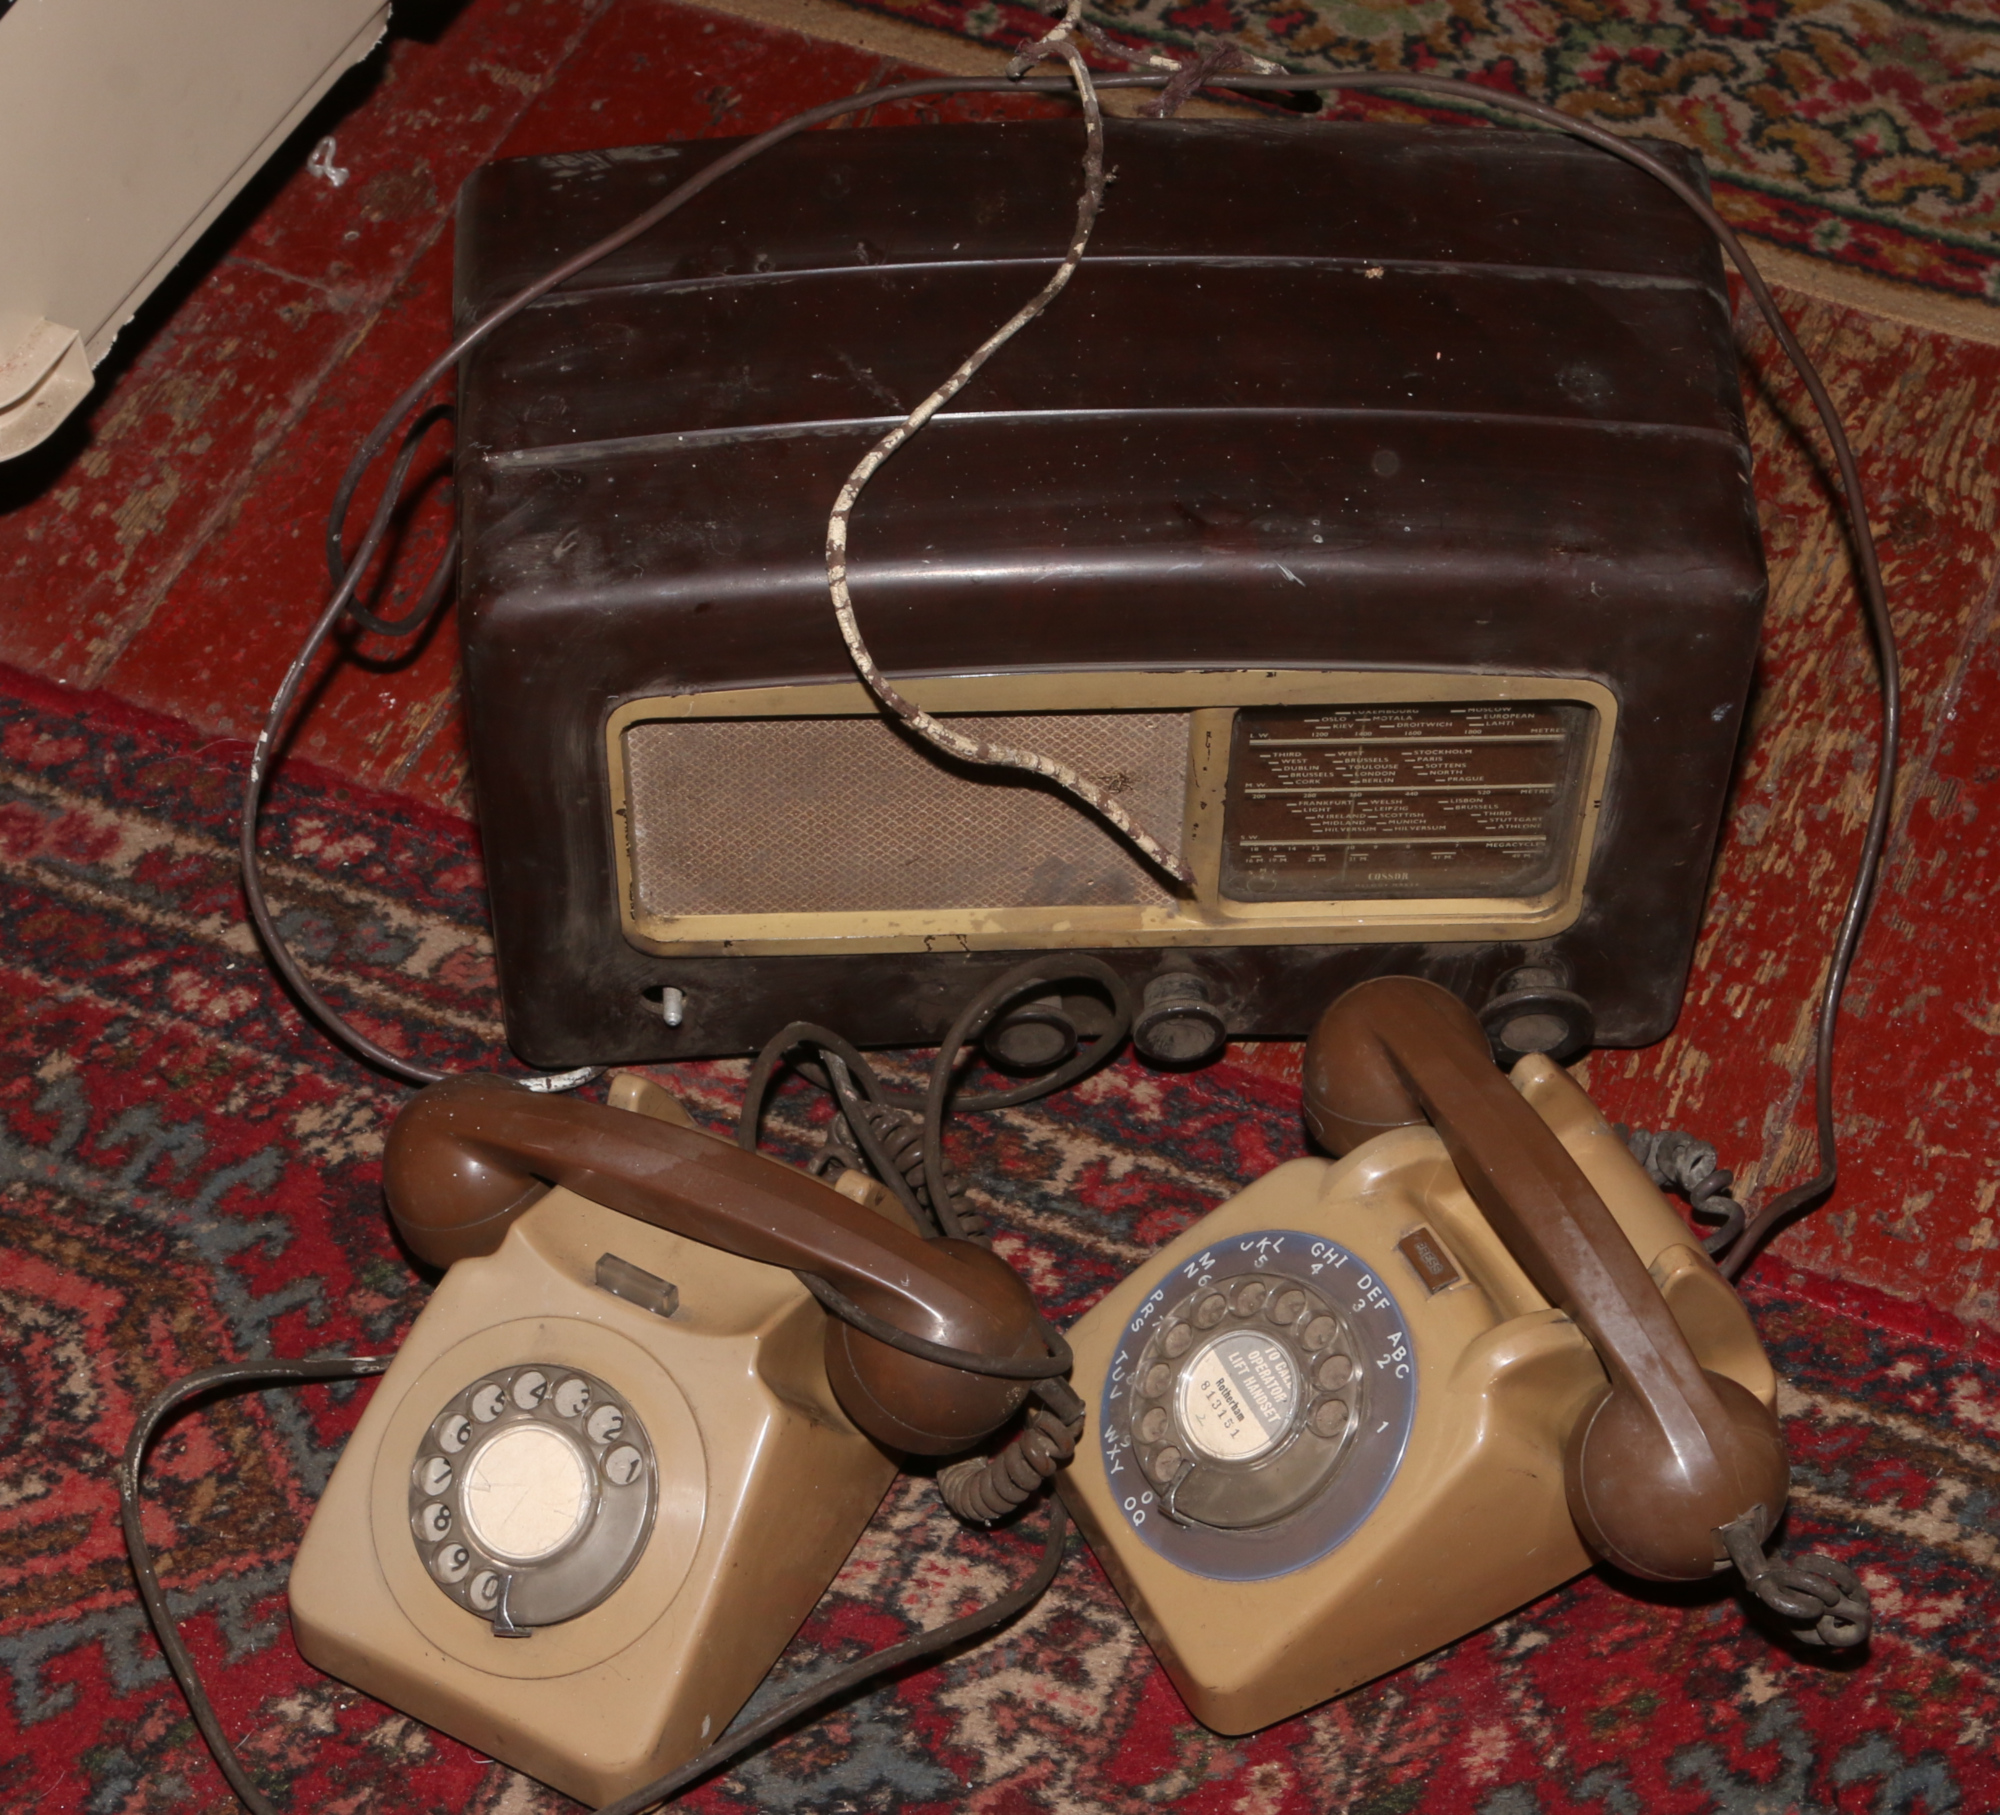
[382, 1073, 1058, 1454]
[1302, 977, 1788, 1583]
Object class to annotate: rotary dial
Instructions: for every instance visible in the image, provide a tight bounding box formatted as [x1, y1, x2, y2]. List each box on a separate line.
[1121, 1270, 1365, 1531]
[409, 1363, 655, 1633]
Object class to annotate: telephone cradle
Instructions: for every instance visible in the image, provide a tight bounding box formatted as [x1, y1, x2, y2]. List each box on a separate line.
[288, 982, 1795, 1802]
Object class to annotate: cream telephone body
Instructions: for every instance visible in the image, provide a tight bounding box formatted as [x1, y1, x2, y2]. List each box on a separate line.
[289, 1036, 1078, 1804]
[290, 980, 1812, 1801]
[289, 1074, 914, 1804]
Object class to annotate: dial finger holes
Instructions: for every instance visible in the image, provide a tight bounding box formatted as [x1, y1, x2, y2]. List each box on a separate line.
[1315, 1353, 1355, 1392]
[433, 1543, 471, 1584]
[415, 1363, 657, 1631]
[1107, 1236, 1416, 1569]
[1267, 1287, 1308, 1329]
[1308, 1396, 1351, 1440]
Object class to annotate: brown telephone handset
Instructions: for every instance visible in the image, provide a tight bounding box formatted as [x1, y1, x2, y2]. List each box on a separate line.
[1302, 976, 1789, 1584]
[382, 1072, 1055, 1455]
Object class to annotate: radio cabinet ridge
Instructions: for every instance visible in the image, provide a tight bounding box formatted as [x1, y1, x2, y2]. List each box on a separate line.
[452, 118, 1764, 1065]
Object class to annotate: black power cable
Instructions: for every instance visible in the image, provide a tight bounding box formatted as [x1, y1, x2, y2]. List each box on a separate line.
[737, 958, 1134, 1238]
[918, 956, 1134, 1239]
[736, 960, 1133, 1377]
[735, 959, 1130, 1518]
[119, 1358, 392, 1815]
[329, 403, 460, 639]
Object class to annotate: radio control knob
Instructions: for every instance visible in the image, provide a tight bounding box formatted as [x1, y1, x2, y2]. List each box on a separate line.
[982, 995, 1077, 1073]
[1133, 973, 1228, 1068]
[1480, 964, 1595, 1067]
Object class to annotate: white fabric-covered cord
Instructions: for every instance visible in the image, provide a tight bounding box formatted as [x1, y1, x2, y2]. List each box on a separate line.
[821, 7, 1194, 886]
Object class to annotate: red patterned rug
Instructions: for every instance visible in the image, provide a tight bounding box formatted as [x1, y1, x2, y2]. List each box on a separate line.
[4, 656, 1999, 1813]
[785, 0, 2000, 323]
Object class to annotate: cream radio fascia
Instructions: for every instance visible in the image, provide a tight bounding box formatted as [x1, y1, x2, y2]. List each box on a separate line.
[604, 668, 1617, 959]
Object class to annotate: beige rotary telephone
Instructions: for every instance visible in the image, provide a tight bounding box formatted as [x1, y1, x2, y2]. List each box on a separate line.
[289, 1064, 1065, 1805]
[1057, 976, 1856, 1734]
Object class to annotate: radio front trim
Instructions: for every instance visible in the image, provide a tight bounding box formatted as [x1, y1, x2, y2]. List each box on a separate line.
[604, 669, 1617, 959]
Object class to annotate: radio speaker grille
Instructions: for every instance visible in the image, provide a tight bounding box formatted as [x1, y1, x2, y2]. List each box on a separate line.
[623, 711, 1191, 918]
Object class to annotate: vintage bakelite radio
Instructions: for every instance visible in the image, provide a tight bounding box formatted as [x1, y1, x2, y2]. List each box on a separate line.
[451, 117, 1763, 1069]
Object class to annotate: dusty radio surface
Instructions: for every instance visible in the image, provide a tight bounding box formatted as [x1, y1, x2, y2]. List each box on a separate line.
[450, 118, 1765, 1065]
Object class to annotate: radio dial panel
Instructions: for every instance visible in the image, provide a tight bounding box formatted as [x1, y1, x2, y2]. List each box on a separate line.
[1221, 700, 1592, 902]
[605, 671, 1615, 965]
